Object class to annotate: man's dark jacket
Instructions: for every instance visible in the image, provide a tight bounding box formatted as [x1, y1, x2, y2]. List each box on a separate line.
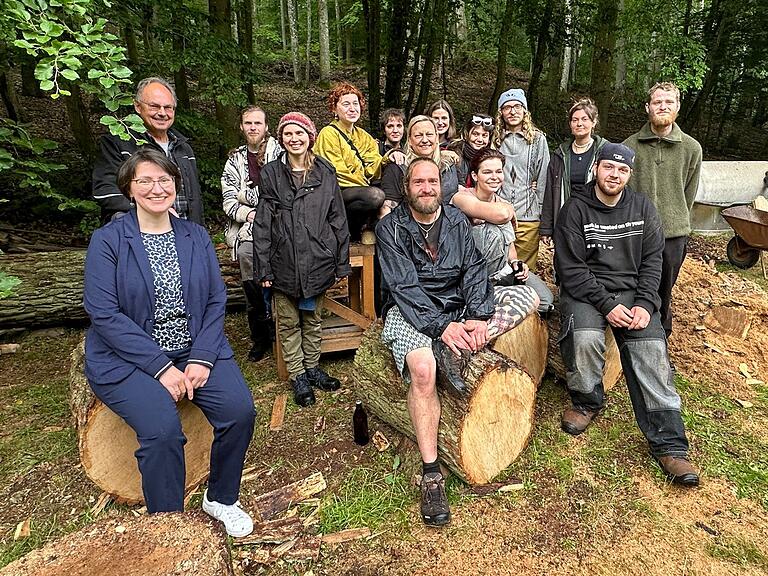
[91, 128, 204, 225]
[253, 153, 351, 299]
[376, 202, 494, 340]
[553, 181, 664, 316]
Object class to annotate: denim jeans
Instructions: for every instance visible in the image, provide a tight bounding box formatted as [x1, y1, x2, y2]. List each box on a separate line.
[558, 290, 689, 457]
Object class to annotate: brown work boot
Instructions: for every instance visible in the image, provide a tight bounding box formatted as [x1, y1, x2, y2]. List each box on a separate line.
[656, 456, 700, 487]
[561, 406, 601, 436]
[420, 472, 450, 527]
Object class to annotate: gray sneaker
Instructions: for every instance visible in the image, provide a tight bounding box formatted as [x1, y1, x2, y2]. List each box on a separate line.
[420, 472, 450, 526]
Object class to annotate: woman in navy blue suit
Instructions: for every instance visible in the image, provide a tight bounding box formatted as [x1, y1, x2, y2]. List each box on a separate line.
[83, 148, 255, 537]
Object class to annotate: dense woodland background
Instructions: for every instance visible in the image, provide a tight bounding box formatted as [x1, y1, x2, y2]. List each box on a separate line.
[0, 0, 766, 239]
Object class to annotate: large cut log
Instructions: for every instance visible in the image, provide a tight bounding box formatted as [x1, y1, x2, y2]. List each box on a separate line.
[0, 248, 245, 337]
[546, 312, 622, 392]
[0, 512, 234, 576]
[69, 340, 214, 504]
[353, 323, 538, 484]
[492, 313, 549, 383]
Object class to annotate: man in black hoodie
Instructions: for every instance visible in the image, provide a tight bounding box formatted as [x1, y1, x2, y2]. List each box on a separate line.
[553, 143, 699, 487]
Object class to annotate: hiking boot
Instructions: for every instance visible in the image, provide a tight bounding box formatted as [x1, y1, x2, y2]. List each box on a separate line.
[420, 472, 450, 527]
[561, 406, 601, 436]
[202, 490, 254, 537]
[432, 340, 469, 396]
[291, 372, 316, 407]
[656, 455, 700, 487]
[306, 367, 341, 391]
[247, 342, 270, 362]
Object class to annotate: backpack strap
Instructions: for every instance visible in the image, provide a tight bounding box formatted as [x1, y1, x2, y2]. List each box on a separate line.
[329, 124, 369, 169]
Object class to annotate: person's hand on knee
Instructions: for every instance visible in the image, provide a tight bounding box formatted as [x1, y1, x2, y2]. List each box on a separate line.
[159, 366, 194, 401]
[463, 319, 488, 350]
[185, 363, 211, 390]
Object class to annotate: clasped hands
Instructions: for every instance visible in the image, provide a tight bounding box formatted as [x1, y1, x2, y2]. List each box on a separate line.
[606, 304, 650, 330]
[159, 364, 210, 401]
[441, 319, 488, 357]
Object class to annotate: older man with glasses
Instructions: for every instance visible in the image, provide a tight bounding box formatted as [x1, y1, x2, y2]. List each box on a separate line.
[92, 76, 204, 225]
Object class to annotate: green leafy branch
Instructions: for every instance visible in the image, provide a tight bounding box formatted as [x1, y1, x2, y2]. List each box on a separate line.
[8, 0, 145, 140]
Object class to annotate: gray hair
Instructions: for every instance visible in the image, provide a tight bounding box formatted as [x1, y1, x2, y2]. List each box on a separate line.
[135, 77, 177, 105]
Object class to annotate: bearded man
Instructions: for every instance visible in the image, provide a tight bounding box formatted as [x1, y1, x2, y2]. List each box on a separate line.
[623, 82, 702, 338]
[376, 158, 538, 527]
[221, 107, 282, 361]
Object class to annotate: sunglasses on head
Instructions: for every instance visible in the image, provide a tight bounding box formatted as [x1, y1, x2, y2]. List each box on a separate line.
[471, 115, 493, 128]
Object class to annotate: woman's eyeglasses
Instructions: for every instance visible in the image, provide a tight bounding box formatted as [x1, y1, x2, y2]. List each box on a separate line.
[471, 115, 493, 127]
[132, 176, 175, 191]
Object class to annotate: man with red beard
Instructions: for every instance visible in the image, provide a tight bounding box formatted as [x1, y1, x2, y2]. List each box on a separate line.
[376, 158, 539, 527]
[624, 82, 702, 338]
[554, 143, 699, 487]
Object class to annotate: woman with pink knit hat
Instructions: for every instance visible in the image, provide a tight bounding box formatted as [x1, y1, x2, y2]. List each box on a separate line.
[253, 112, 351, 407]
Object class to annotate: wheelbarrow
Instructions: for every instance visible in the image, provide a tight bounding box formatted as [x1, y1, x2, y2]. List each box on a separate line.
[721, 204, 768, 271]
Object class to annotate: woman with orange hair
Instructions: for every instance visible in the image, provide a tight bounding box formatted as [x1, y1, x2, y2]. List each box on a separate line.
[314, 82, 403, 240]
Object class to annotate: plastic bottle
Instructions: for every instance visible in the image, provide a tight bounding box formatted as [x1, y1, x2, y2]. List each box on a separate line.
[353, 400, 369, 446]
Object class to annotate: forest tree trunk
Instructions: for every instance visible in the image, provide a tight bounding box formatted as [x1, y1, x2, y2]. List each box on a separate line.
[362, 0, 382, 129]
[383, 0, 411, 108]
[589, 0, 619, 134]
[318, 0, 331, 87]
[286, 0, 302, 84]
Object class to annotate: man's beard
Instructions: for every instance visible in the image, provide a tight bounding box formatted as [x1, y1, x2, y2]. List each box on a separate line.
[650, 109, 677, 129]
[407, 192, 441, 215]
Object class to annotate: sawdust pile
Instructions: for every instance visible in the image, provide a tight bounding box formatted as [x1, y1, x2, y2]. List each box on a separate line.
[669, 256, 768, 398]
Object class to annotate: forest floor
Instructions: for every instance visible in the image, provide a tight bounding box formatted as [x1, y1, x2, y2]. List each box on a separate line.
[1, 234, 767, 575]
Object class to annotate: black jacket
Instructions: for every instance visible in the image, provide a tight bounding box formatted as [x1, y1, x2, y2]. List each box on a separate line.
[253, 153, 351, 299]
[376, 202, 494, 339]
[91, 128, 203, 225]
[553, 181, 663, 316]
[540, 135, 606, 237]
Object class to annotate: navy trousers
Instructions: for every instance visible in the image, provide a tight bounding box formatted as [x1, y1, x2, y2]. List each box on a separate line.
[558, 290, 689, 458]
[90, 352, 255, 513]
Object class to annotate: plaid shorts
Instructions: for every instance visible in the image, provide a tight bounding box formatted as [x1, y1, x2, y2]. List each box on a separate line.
[381, 306, 433, 382]
[381, 284, 537, 382]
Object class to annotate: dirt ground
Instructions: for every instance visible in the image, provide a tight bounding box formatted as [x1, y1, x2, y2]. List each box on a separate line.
[1, 235, 767, 575]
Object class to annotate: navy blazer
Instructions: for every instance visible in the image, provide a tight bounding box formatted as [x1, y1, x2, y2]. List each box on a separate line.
[83, 210, 234, 385]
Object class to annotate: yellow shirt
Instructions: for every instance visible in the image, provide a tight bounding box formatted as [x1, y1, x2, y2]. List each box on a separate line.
[313, 120, 383, 188]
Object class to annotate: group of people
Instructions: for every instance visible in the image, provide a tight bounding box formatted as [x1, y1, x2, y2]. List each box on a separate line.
[82, 74, 702, 535]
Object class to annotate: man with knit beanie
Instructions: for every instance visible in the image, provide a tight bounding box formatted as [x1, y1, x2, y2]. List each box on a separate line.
[493, 88, 550, 270]
[624, 82, 702, 338]
[554, 142, 699, 487]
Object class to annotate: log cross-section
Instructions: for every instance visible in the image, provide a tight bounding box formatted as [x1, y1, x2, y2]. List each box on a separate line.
[352, 323, 539, 484]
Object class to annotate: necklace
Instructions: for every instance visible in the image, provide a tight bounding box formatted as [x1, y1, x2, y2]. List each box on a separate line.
[572, 139, 593, 151]
[416, 219, 437, 238]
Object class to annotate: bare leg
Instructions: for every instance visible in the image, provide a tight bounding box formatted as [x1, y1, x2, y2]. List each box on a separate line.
[405, 347, 439, 463]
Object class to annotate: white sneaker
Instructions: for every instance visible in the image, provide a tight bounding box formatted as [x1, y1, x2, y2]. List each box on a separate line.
[202, 490, 254, 537]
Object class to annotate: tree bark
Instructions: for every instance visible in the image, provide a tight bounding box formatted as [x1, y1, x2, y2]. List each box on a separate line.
[123, 23, 140, 71]
[0, 71, 23, 122]
[286, 0, 302, 84]
[305, 0, 312, 84]
[280, 0, 288, 50]
[63, 82, 96, 161]
[20, 53, 43, 98]
[405, 0, 428, 117]
[526, 0, 554, 116]
[383, 0, 411, 107]
[353, 324, 538, 484]
[238, 0, 257, 104]
[361, 0, 382, 128]
[0, 250, 245, 337]
[589, 0, 619, 134]
[318, 0, 331, 87]
[172, 33, 191, 111]
[209, 0, 241, 154]
[488, 0, 516, 115]
[414, 0, 446, 115]
[334, 0, 342, 60]
[559, 0, 572, 92]
[69, 340, 214, 505]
